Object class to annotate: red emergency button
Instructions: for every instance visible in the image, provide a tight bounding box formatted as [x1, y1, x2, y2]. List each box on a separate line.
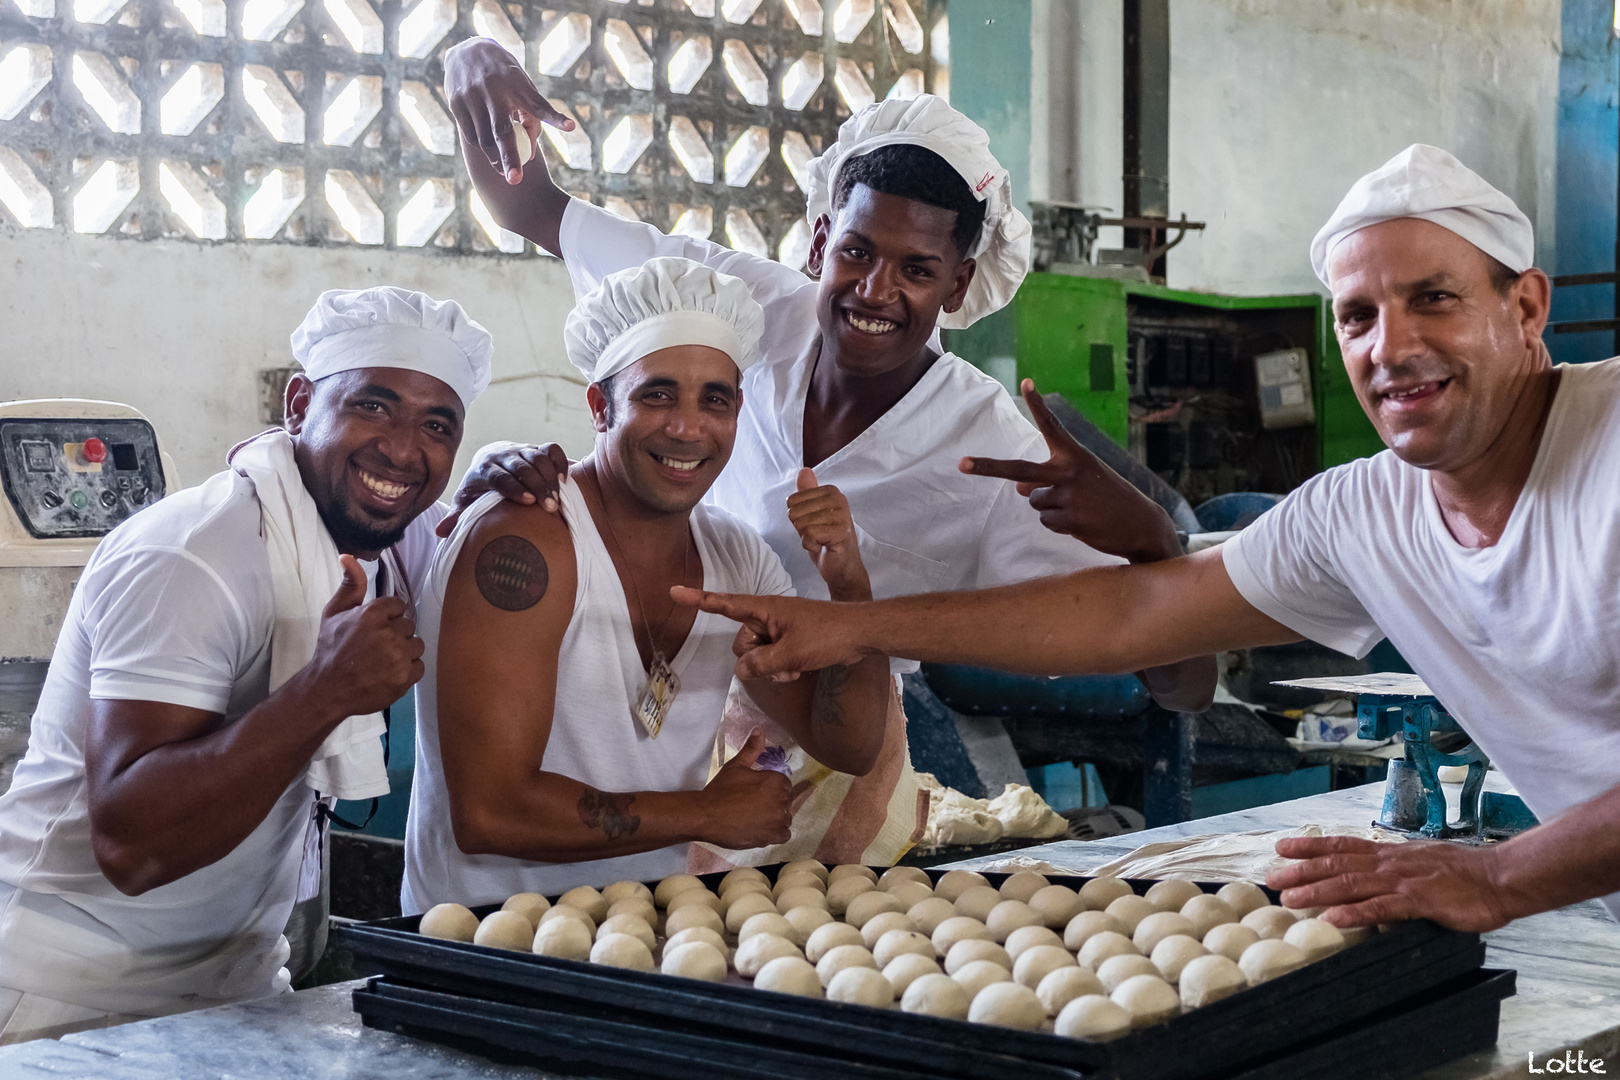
[81, 438, 107, 464]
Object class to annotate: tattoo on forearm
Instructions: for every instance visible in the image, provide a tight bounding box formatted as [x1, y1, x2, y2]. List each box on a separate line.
[577, 789, 641, 839]
[811, 664, 850, 727]
[475, 535, 548, 611]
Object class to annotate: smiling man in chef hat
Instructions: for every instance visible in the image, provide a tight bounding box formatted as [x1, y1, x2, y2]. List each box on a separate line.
[440, 40, 1217, 870]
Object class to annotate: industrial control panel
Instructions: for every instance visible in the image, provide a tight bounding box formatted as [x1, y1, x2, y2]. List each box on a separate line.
[0, 417, 167, 539]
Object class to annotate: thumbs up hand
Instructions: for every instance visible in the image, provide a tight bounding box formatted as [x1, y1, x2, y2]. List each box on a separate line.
[786, 469, 871, 602]
[309, 555, 425, 718]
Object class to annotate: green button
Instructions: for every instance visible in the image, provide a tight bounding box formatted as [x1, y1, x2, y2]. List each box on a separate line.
[69, 490, 89, 509]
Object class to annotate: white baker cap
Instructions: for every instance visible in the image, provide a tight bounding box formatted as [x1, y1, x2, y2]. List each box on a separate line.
[1310, 144, 1534, 287]
[564, 257, 764, 384]
[803, 94, 1032, 330]
[290, 287, 493, 410]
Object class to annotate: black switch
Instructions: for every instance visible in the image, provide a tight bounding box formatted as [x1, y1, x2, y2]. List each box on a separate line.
[41, 491, 63, 509]
[110, 443, 138, 471]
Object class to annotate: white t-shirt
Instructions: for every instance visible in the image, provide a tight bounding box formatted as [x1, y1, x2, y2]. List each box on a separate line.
[558, 200, 1122, 672]
[0, 468, 443, 1014]
[1223, 358, 1620, 918]
[403, 485, 795, 910]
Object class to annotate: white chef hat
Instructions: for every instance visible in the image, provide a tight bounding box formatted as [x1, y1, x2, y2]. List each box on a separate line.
[290, 287, 494, 409]
[565, 257, 765, 384]
[802, 94, 1032, 330]
[1310, 144, 1534, 287]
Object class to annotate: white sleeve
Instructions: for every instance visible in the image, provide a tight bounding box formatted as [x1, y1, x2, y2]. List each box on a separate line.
[391, 503, 447, 607]
[1220, 474, 1385, 658]
[753, 537, 797, 600]
[84, 545, 253, 714]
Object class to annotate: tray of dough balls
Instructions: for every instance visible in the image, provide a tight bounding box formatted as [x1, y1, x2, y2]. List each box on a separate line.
[335, 864, 1514, 1080]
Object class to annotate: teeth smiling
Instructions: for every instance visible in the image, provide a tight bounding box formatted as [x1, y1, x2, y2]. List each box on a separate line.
[846, 312, 898, 334]
[359, 470, 409, 499]
[657, 456, 702, 472]
[1386, 381, 1443, 401]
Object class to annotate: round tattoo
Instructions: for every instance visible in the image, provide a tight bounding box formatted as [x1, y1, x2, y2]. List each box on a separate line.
[474, 535, 549, 611]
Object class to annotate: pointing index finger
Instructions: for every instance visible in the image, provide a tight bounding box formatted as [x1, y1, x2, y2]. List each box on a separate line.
[960, 455, 1064, 484]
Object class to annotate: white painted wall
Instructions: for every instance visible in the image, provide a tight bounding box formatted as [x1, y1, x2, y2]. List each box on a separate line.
[0, 229, 597, 490]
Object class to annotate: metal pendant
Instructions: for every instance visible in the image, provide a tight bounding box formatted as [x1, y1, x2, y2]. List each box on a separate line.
[635, 651, 680, 739]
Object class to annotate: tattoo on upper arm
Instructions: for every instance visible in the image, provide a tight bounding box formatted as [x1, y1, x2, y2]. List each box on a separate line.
[577, 788, 641, 839]
[811, 664, 850, 727]
[475, 535, 549, 611]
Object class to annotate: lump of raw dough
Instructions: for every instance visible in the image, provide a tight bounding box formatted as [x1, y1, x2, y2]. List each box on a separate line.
[901, 973, 970, 1019]
[500, 893, 551, 928]
[663, 904, 724, 938]
[667, 889, 723, 915]
[932, 916, 994, 958]
[1216, 881, 1270, 918]
[776, 886, 829, 914]
[532, 918, 593, 960]
[879, 866, 932, 891]
[782, 859, 829, 882]
[1105, 895, 1158, 936]
[816, 944, 878, 988]
[860, 912, 917, 950]
[1111, 973, 1181, 1027]
[721, 866, 769, 891]
[419, 903, 479, 942]
[883, 952, 942, 996]
[953, 885, 1003, 922]
[1240, 905, 1298, 941]
[886, 881, 935, 910]
[969, 981, 1046, 1029]
[559, 885, 609, 923]
[874, 929, 935, 968]
[720, 879, 772, 907]
[1284, 918, 1346, 962]
[591, 932, 654, 971]
[773, 871, 825, 897]
[846, 890, 906, 929]
[1134, 911, 1197, 955]
[607, 898, 657, 926]
[1202, 922, 1260, 962]
[1239, 939, 1308, 986]
[1150, 935, 1208, 984]
[754, 956, 823, 998]
[661, 940, 727, 982]
[1064, 910, 1128, 952]
[805, 921, 865, 963]
[1178, 954, 1246, 1009]
[951, 959, 1012, 1001]
[539, 904, 596, 936]
[827, 966, 894, 1007]
[1179, 893, 1238, 939]
[735, 933, 803, 977]
[740, 911, 800, 946]
[908, 897, 959, 937]
[828, 864, 879, 886]
[602, 880, 654, 906]
[784, 905, 834, 941]
[596, 913, 656, 951]
[725, 892, 779, 934]
[1004, 924, 1063, 960]
[1029, 885, 1083, 930]
[655, 874, 707, 908]
[1079, 876, 1134, 911]
[998, 871, 1051, 904]
[987, 900, 1043, 943]
[826, 876, 877, 916]
[1038, 965, 1105, 1017]
[1077, 930, 1139, 970]
[934, 869, 991, 902]
[1143, 879, 1204, 913]
[512, 121, 534, 165]
[1013, 944, 1076, 989]
[1097, 953, 1159, 994]
[945, 938, 1012, 975]
[665, 926, 727, 956]
[474, 910, 535, 952]
[1055, 995, 1132, 1041]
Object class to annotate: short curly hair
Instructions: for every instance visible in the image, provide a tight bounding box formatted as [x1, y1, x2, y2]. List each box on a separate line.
[831, 144, 987, 258]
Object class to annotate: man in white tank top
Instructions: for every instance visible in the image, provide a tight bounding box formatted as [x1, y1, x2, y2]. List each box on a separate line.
[403, 259, 893, 908]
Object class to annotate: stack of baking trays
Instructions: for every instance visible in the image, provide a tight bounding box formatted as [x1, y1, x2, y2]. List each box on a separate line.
[333, 864, 1514, 1080]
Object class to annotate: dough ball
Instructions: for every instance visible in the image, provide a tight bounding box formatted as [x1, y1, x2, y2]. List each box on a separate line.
[882, 952, 942, 996]
[775, 886, 829, 915]
[986, 900, 1043, 943]
[1239, 939, 1308, 986]
[826, 876, 877, 916]
[816, 944, 878, 988]
[932, 915, 994, 958]
[531, 918, 593, 960]
[878, 865, 932, 891]
[772, 873, 826, 899]
[1293, 905, 1327, 919]
[1178, 954, 1246, 1009]
[945, 938, 1012, 975]
[1097, 952, 1159, 994]
[901, 973, 970, 1019]
[1202, 922, 1260, 962]
[665, 926, 727, 956]
[805, 920, 865, 963]
[1216, 880, 1270, 918]
[1004, 924, 1064, 960]
[1143, 878, 1204, 913]
[781, 859, 829, 882]
[720, 866, 769, 891]
[754, 956, 822, 998]
[500, 893, 551, 928]
[655, 874, 707, 908]
[969, 981, 1045, 1029]
[951, 958, 1012, 1001]
[1240, 905, 1298, 941]
[1179, 893, 1238, 939]
[908, 897, 959, 937]
[952, 885, 1003, 923]
[998, 871, 1051, 904]
[419, 903, 479, 942]
[783, 905, 834, 941]
[667, 889, 723, 915]
[1078, 930, 1139, 970]
[735, 932, 803, 977]
[606, 898, 657, 926]
[1037, 965, 1105, 1018]
[538, 904, 596, 937]
[859, 911, 916, 949]
[1150, 935, 1208, 984]
[845, 889, 906, 929]
[885, 881, 935, 910]
[740, 912, 801, 947]
[474, 910, 535, 952]
[512, 121, 535, 165]
[827, 966, 894, 1008]
[827, 863, 879, 886]
[1029, 885, 1084, 929]
[597, 913, 656, 951]
[1013, 944, 1077, 989]
[725, 892, 779, 934]
[1134, 911, 1197, 955]
[1064, 910, 1128, 952]
[1055, 995, 1132, 1041]
[1283, 918, 1346, 962]
[720, 879, 772, 906]
[873, 928, 934, 968]
[601, 880, 654, 907]
[934, 869, 991, 902]
[663, 904, 724, 938]
[661, 940, 727, 982]
[590, 932, 654, 971]
[558, 885, 609, 923]
[1111, 973, 1181, 1027]
[1078, 876, 1134, 911]
[1105, 895, 1157, 936]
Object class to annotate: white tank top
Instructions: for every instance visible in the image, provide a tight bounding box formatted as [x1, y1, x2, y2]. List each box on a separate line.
[404, 483, 794, 911]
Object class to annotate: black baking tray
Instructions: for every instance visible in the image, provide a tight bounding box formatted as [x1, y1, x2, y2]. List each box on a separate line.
[334, 867, 1507, 1080]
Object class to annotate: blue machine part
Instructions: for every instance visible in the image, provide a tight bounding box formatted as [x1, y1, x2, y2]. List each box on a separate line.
[1357, 692, 1487, 838]
[922, 664, 1151, 720]
[1192, 491, 1283, 532]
